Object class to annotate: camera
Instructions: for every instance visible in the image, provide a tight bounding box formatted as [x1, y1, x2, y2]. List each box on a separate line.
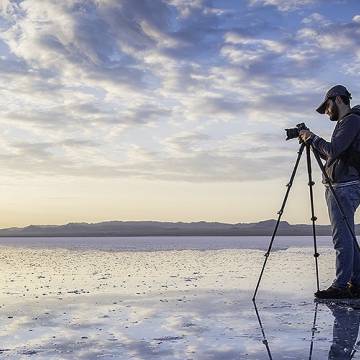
[285, 123, 309, 141]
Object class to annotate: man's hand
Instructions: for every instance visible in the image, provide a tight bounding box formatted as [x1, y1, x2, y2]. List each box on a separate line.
[299, 129, 314, 143]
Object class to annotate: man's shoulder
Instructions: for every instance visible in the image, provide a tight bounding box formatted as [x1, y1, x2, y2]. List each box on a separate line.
[336, 113, 360, 133]
[352, 105, 360, 115]
[343, 106, 360, 120]
[341, 112, 360, 123]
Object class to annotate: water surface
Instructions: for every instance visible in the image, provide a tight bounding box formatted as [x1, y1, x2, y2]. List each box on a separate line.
[0, 235, 334, 251]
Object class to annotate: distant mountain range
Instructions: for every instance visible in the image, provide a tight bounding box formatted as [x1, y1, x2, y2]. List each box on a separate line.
[0, 219, 350, 237]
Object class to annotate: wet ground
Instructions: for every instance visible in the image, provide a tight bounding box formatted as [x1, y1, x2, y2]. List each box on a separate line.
[0, 245, 357, 359]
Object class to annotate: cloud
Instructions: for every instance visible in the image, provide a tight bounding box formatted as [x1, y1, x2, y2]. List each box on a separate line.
[124, 104, 173, 125]
[187, 96, 247, 119]
[344, 60, 360, 76]
[220, 28, 325, 90]
[0, 0, 222, 116]
[248, 0, 317, 12]
[295, 13, 360, 77]
[163, 132, 211, 153]
[297, 17, 360, 51]
[0, 0, 358, 186]
[224, 32, 286, 53]
[166, 0, 204, 18]
[0, 128, 294, 183]
[118, 151, 292, 183]
[302, 12, 332, 27]
[1, 1, 170, 93]
[353, 15, 360, 23]
[255, 92, 319, 115]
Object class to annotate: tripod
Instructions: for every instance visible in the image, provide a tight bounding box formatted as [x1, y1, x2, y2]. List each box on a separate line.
[254, 300, 360, 359]
[253, 141, 360, 301]
[253, 300, 319, 360]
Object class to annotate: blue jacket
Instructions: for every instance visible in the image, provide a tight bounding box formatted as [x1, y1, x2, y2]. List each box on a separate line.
[312, 105, 360, 184]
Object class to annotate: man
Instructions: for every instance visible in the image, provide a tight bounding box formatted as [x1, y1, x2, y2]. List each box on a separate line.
[326, 302, 360, 359]
[299, 85, 360, 299]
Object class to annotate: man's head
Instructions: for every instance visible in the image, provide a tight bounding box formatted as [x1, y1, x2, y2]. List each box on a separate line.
[316, 85, 352, 121]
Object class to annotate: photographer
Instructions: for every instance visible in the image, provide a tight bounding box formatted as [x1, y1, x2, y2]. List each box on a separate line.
[299, 85, 360, 299]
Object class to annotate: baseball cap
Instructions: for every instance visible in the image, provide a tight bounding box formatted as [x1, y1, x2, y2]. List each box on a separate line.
[316, 85, 352, 114]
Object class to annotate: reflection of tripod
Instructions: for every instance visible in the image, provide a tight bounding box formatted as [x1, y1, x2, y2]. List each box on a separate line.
[254, 300, 360, 359]
[253, 142, 360, 301]
[253, 301, 319, 360]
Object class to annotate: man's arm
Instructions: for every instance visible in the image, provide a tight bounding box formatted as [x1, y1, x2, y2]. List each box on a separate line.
[311, 115, 360, 160]
[298, 131, 328, 160]
[311, 136, 328, 160]
[299, 115, 360, 161]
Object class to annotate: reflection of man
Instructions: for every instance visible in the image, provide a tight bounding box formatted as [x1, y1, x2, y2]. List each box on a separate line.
[326, 303, 360, 360]
[299, 85, 360, 299]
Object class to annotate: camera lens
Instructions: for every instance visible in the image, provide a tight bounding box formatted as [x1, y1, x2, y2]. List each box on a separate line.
[285, 128, 299, 141]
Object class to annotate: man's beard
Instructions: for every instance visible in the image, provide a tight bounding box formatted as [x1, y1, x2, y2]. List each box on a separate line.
[329, 103, 339, 121]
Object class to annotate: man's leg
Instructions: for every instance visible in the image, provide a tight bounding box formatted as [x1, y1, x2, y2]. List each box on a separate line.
[326, 186, 358, 288]
[327, 303, 360, 359]
[349, 184, 360, 285]
[351, 241, 360, 285]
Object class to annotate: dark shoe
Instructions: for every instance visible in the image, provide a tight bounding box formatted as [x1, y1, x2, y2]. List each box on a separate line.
[348, 282, 360, 298]
[314, 286, 352, 299]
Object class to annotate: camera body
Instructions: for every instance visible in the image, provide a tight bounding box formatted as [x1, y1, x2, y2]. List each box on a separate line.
[285, 123, 309, 141]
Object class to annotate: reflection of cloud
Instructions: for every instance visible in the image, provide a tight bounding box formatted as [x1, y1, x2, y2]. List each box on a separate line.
[0, 244, 341, 358]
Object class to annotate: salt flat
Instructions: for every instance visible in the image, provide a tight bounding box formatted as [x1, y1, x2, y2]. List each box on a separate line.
[0, 244, 357, 359]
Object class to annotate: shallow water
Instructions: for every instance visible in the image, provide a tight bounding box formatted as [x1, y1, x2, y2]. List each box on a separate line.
[0, 235, 334, 251]
[0, 239, 358, 359]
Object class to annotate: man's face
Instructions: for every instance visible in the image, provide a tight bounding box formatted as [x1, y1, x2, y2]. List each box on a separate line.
[325, 97, 339, 121]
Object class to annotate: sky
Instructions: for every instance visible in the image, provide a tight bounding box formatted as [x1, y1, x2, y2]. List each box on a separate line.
[0, 0, 360, 227]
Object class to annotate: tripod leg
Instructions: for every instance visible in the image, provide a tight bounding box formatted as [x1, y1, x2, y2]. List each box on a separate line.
[306, 145, 320, 292]
[308, 302, 319, 360]
[253, 300, 273, 359]
[252, 143, 306, 301]
[311, 147, 360, 254]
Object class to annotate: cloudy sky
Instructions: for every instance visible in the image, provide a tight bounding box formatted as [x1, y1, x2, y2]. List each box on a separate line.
[0, 0, 359, 227]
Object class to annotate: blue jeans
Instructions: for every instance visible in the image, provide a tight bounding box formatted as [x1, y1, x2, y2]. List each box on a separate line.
[328, 303, 360, 359]
[326, 184, 360, 288]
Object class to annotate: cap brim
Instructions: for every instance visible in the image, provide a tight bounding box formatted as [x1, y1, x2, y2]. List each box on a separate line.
[316, 99, 327, 114]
